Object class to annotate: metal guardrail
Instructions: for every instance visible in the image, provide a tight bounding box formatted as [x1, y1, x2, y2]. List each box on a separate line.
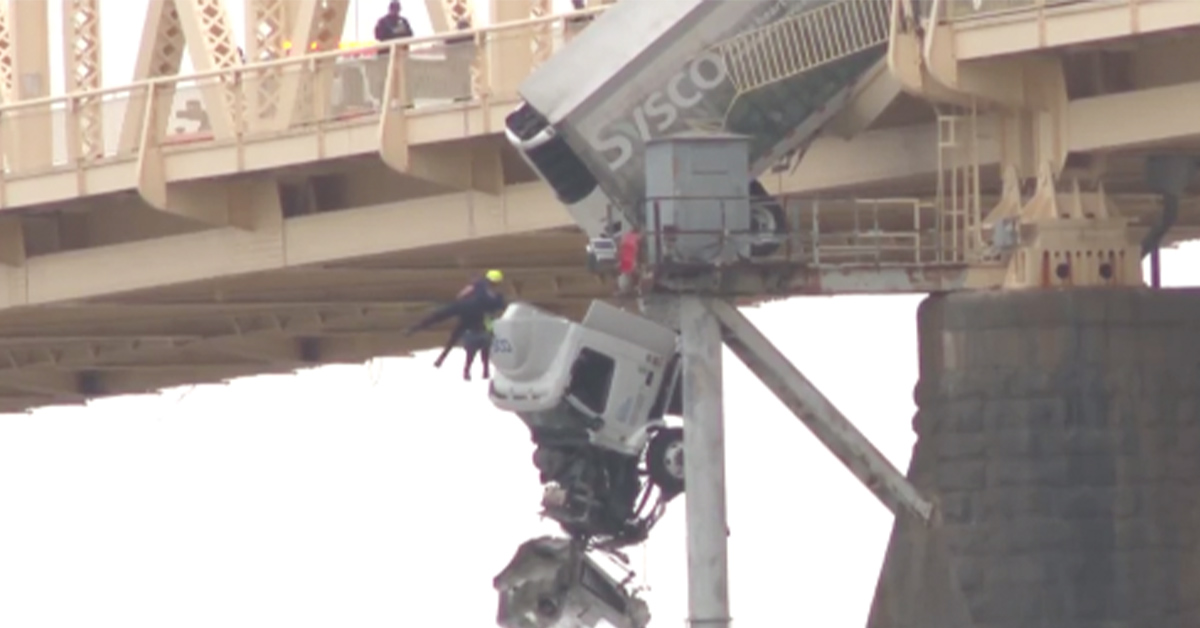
[941, 0, 1088, 21]
[0, 6, 611, 179]
[717, 0, 891, 95]
[635, 194, 959, 271]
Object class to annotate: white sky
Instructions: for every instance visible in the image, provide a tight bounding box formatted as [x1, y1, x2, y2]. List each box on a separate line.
[3, 2, 1200, 627]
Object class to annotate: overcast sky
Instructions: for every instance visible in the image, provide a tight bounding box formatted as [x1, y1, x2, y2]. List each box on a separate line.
[2, 2, 1199, 627]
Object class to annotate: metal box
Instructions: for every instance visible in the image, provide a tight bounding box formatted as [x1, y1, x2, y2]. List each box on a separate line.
[643, 132, 751, 265]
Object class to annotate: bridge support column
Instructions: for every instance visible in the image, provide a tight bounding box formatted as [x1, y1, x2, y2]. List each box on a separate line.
[488, 0, 539, 97]
[869, 288, 1200, 627]
[679, 296, 731, 628]
[7, 0, 51, 171]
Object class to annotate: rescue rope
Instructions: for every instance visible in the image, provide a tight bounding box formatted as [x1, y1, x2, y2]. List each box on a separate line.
[170, 385, 196, 405]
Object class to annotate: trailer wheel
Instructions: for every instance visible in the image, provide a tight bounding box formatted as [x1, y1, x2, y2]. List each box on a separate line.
[749, 180, 786, 258]
[647, 427, 685, 496]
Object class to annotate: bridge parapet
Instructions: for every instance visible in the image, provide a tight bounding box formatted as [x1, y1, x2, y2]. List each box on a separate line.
[939, 0, 1077, 21]
[0, 6, 609, 187]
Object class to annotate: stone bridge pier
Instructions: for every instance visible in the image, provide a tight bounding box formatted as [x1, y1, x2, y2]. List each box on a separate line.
[870, 288, 1200, 628]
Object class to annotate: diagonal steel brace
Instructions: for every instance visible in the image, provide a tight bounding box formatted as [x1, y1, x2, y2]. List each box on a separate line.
[706, 298, 936, 524]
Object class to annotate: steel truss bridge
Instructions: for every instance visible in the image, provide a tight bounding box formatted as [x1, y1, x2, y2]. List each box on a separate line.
[0, 0, 1197, 412]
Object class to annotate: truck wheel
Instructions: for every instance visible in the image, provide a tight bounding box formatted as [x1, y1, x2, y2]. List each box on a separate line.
[647, 427, 685, 496]
[749, 180, 786, 258]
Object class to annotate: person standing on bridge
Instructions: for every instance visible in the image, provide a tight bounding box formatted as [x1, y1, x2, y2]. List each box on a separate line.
[405, 270, 507, 371]
[375, 1, 414, 54]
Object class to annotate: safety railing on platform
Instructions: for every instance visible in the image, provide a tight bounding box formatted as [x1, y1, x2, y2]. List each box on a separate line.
[636, 194, 967, 273]
[716, 0, 891, 95]
[0, 5, 611, 179]
[940, 0, 1086, 21]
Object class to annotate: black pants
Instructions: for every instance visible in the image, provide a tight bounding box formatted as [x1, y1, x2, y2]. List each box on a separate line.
[461, 330, 492, 380]
[433, 318, 480, 368]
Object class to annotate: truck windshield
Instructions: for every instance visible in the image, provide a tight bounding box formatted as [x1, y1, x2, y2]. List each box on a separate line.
[567, 348, 616, 415]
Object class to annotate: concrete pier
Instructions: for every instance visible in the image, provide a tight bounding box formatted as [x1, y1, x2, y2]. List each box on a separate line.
[869, 288, 1200, 628]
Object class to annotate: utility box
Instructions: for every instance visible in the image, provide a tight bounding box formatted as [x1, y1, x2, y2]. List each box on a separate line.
[643, 132, 751, 266]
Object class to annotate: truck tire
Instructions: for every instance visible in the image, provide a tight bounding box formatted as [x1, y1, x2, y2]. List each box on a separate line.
[646, 427, 685, 497]
[749, 180, 786, 258]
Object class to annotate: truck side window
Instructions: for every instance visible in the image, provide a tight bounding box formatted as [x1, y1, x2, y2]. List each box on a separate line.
[567, 348, 615, 415]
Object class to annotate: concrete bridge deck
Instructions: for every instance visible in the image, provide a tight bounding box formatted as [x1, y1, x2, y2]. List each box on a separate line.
[2, 0, 1200, 412]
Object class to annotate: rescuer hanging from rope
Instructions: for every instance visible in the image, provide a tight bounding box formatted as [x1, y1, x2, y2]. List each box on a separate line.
[405, 269, 507, 372]
[459, 312, 496, 381]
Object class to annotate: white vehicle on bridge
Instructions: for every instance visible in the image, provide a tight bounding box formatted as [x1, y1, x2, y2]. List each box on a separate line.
[488, 300, 685, 548]
[504, 0, 891, 258]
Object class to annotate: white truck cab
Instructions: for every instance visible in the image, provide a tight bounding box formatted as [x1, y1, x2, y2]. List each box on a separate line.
[488, 300, 685, 547]
[489, 300, 680, 456]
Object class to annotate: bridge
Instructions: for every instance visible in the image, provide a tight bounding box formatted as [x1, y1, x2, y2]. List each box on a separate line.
[0, 0, 1199, 413]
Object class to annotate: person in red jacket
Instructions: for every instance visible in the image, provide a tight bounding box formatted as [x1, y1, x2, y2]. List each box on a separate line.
[616, 226, 641, 295]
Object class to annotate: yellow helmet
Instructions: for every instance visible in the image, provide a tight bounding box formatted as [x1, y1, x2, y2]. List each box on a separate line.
[486, 269, 504, 283]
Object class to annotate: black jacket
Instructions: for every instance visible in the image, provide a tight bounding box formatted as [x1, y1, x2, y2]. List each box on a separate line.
[375, 14, 413, 41]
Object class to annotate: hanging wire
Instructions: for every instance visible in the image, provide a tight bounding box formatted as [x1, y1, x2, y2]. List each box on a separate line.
[173, 385, 197, 405]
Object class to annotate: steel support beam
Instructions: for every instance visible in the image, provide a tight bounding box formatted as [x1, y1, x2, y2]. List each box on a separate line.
[0, 370, 88, 399]
[0, 4, 13, 102]
[772, 77, 1200, 195]
[6, 0, 51, 171]
[120, 0, 187, 154]
[1068, 80, 1200, 153]
[0, 215, 22, 267]
[708, 299, 934, 523]
[766, 120, 984, 195]
[173, 0, 241, 140]
[489, 0, 539, 96]
[2, 183, 565, 309]
[244, 0, 290, 130]
[378, 124, 506, 193]
[245, 0, 287, 62]
[62, 0, 102, 163]
[272, 0, 348, 131]
[679, 296, 732, 628]
[427, 0, 474, 31]
[952, 0, 1200, 62]
[825, 59, 902, 140]
[137, 171, 283, 228]
[529, 0, 553, 68]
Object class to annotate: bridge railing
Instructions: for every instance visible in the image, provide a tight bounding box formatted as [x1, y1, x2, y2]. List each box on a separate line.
[0, 5, 611, 180]
[939, 0, 1088, 20]
[639, 194, 964, 272]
